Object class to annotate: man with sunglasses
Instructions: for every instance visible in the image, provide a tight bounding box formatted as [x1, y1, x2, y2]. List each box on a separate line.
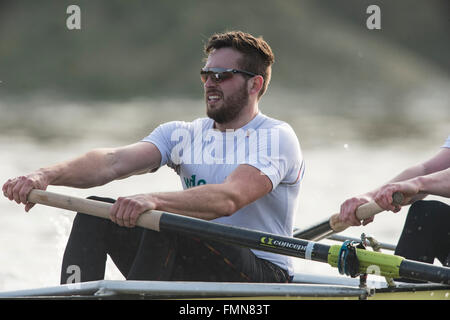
[3, 31, 304, 284]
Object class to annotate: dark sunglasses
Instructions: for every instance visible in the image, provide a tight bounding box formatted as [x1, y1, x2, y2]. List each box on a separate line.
[200, 67, 259, 83]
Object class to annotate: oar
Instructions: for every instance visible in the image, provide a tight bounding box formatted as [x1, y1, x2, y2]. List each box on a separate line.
[294, 192, 404, 241]
[28, 190, 449, 285]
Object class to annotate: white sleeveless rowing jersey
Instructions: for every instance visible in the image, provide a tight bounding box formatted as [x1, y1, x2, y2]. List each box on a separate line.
[142, 112, 304, 275]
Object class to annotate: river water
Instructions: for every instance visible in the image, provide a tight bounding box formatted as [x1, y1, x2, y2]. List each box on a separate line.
[0, 91, 448, 291]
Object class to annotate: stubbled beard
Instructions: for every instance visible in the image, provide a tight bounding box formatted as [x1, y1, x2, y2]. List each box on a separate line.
[206, 83, 249, 124]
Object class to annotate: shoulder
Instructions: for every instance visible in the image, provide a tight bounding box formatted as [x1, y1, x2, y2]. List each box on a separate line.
[250, 114, 302, 163]
[259, 114, 300, 148]
[258, 114, 298, 135]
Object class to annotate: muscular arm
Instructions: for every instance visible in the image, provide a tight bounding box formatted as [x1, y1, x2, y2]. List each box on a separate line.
[376, 148, 450, 202]
[110, 164, 273, 226]
[44, 142, 161, 188]
[417, 168, 450, 197]
[363, 148, 450, 196]
[2, 142, 161, 211]
[154, 164, 273, 219]
[374, 168, 450, 211]
[416, 168, 450, 198]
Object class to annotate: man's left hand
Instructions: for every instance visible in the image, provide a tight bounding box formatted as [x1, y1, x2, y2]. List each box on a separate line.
[109, 194, 157, 228]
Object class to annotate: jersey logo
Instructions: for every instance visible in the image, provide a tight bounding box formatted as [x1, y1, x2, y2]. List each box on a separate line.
[183, 174, 207, 189]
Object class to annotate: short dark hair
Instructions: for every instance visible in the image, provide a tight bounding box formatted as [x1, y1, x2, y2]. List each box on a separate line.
[204, 31, 275, 98]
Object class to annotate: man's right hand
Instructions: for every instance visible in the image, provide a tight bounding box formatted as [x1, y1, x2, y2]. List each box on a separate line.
[339, 194, 374, 226]
[373, 181, 416, 212]
[2, 171, 49, 212]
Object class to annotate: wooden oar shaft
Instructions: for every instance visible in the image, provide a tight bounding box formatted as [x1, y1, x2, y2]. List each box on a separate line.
[28, 190, 163, 232]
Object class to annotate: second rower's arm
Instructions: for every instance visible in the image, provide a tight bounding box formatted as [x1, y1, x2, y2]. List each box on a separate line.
[339, 148, 450, 226]
[374, 167, 450, 211]
[365, 148, 450, 202]
[416, 167, 450, 198]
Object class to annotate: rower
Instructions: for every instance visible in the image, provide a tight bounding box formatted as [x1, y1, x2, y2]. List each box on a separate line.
[2, 31, 304, 285]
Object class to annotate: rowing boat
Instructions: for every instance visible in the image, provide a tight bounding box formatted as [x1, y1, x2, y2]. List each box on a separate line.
[0, 190, 448, 300]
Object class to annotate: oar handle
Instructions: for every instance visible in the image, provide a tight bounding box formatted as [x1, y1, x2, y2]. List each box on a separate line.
[330, 192, 404, 233]
[28, 189, 163, 231]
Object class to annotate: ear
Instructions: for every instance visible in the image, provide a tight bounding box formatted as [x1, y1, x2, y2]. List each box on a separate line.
[248, 75, 264, 97]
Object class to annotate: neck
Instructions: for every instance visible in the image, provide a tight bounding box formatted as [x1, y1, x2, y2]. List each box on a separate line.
[214, 103, 259, 131]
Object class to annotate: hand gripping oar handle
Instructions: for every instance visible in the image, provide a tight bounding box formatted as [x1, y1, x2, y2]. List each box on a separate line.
[329, 192, 404, 233]
[294, 192, 404, 241]
[28, 189, 163, 231]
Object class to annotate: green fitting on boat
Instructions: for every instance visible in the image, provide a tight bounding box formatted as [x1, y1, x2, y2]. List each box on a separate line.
[328, 245, 404, 278]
